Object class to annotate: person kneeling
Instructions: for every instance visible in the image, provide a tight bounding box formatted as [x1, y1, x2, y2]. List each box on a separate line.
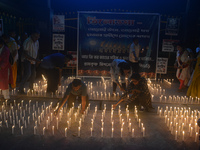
[113, 73, 154, 112]
[54, 79, 89, 115]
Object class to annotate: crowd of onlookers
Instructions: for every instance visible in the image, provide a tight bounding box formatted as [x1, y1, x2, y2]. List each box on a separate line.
[0, 29, 40, 102]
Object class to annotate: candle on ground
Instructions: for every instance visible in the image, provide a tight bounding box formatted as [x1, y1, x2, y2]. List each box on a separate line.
[65, 128, 67, 137]
[132, 128, 134, 138]
[111, 128, 114, 138]
[43, 127, 45, 135]
[101, 127, 103, 137]
[78, 127, 80, 137]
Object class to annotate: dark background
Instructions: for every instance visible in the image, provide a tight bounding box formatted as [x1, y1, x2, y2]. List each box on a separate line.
[0, 0, 200, 78]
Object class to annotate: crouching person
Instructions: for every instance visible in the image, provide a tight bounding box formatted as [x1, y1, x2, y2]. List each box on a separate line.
[54, 79, 89, 115]
[113, 73, 154, 112]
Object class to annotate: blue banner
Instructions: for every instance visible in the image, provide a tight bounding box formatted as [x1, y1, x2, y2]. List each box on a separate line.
[78, 12, 160, 78]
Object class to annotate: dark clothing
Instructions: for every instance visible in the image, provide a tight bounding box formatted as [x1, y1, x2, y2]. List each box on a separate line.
[19, 59, 36, 91]
[40, 53, 65, 69]
[40, 53, 66, 93]
[128, 61, 139, 73]
[67, 93, 89, 109]
[63, 81, 89, 109]
[64, 81, 87, 97]
[43, 68, 59, 93]
[119, 77, 152, 110]
[113, 82, 126, 92]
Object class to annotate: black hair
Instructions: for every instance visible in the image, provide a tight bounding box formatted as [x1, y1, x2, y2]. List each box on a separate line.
[72, 79, 82, 87]
[118, 62, 130, 75]
[130, 73, 141, 81]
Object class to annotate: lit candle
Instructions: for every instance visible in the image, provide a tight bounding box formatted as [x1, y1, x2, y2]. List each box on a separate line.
[190, 127, 193, 137]
[141, 123, 143, 132]
[56, 117, 58, 129]
[182, 131, 185, 141]
[132, 128, 134, 138]
[101, 127, 103, 137]
[34, 126, 37, 135]
[195, 132, 198, 142]
[12, 125, 14, 134]
[111, 128, 114, 138]
[78, 127, 80, 137]
[143, 127, 145, 137]
[129, 123, 132, 132]
[66, 120, 69, 129]
[121, 127, 123, 138]
[65, 128, 67, 137]
[21, 126, 23, 135]
[43, 127, 45, 135]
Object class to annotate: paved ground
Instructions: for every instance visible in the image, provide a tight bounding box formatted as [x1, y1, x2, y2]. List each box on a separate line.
[0, 77, 199, 150]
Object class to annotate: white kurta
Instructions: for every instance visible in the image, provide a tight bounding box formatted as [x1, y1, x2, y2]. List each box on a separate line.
[110, 59, 132, 83]
[176, 50, 190, 81]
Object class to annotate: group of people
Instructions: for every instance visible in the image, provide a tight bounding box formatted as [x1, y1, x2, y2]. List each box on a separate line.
[174, 41, 200, 99]
[54, 42, 153, 115]
[0, 30, 41, 101]
[0, 30, 73, 103]
[54, 72, 154, 116]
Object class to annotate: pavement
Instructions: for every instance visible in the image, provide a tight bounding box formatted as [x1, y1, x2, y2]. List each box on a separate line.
[0, 77, 199, 150]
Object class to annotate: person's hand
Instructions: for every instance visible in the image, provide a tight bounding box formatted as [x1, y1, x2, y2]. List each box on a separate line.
[112, 104, 117, 110]
[54, 109, 59, 116]
[81, 109, 85, 114]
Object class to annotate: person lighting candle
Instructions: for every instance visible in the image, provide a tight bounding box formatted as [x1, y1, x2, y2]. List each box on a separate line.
[110, 59, 132, 96]
[54, 79, 89, 115]
[113, 73, 154, 112]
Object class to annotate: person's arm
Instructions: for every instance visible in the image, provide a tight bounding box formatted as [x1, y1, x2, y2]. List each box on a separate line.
[54, 95, 69, 115]
[81, 96, 87, 114]
[113, 97, 125, 109]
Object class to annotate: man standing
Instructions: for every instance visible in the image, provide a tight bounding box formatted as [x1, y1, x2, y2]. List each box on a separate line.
[18, 30, 40, 94]
[40, 53, 72, 94]
[129, 38, 141, 73]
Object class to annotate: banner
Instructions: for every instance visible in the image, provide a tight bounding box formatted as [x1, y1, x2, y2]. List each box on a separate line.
[78, 12, 160, 78]
[52, 34, 65, 50]
[156, 58, 168, 74]
[53, 15, 65, 32]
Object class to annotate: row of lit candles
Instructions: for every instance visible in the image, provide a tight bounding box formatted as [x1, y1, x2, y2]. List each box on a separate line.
[0, 100, 53, 135]
[157, 106, 199, 142]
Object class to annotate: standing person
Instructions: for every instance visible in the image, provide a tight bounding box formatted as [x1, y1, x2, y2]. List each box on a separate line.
[40, 53, 73, 94]
[54, 79, 89, 115]
[18, 30, 40, 94]
[0, 38, 13, 101]
[18, 32, 28, 82]
[110, 59, 132, 96]
[187, 44, 200, 98]
[174, 42, 190, 92]
[129, 38, 141, 73]
[7, 30, 19, 89]
[113, 73, 153, 112]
